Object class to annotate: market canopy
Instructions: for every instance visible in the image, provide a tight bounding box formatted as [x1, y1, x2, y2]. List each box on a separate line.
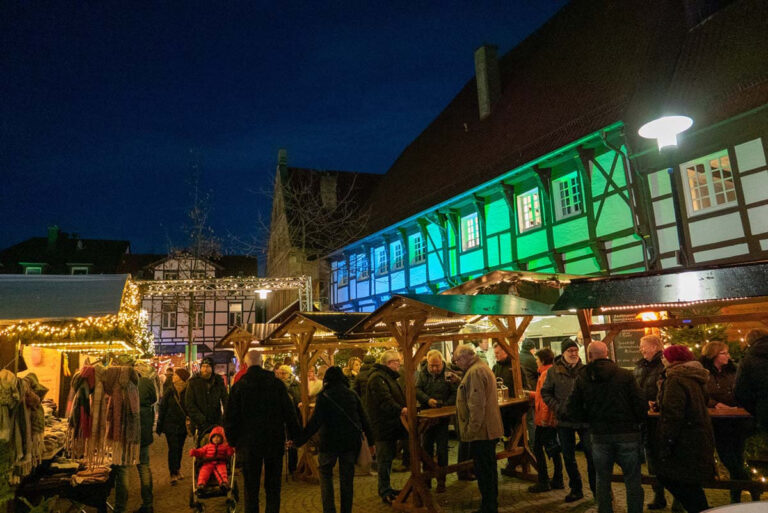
[0, 274, 130, 322]
[442, 269, 578, 304]
[553, 260, 768, 312]
[266, 312, 380, 348]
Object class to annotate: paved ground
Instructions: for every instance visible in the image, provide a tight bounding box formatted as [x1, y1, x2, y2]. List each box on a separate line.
[98, 435, 746, 513]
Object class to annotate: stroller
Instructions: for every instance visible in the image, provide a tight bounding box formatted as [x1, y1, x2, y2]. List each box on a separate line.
[189, 427, 239, 513]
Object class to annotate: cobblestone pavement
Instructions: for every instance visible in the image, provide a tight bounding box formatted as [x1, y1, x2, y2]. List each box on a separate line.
[101, 435, 742, 513]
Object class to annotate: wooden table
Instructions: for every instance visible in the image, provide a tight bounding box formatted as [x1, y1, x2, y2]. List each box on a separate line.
[647, 407, 751, 418]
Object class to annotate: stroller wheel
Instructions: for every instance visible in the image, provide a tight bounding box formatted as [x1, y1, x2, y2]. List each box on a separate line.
[232, 481, 239, 502]
[226, 499, 237, 513]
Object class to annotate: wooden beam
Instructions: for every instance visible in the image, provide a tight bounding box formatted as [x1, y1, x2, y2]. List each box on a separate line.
[576, 309, 592, 353]
[590, 312, 768, 331]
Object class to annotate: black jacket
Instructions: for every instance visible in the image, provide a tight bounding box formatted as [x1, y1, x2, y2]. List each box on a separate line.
[157, 386, 188, 436]
[353, 363, 375, 409]
[493, 357, 515, 392]
[735, 335, 768, 429]
[224, 366, 301, 457]
[138, 376, 158, 447]
[566, 359, 646, 437]
[415, 365, 457, 408]
[519, 351, 538, 391]
[633, 351, 664, 403]
[365, 363, 406, 442]
[185, 372, 228, 435]
[701, 358, 737, 407]
[541, 355, 586, 428]
[300, 382, 374, 454]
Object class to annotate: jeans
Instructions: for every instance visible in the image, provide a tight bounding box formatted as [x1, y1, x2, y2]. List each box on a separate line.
[526, 406, 536, 447]
[533, 426, 562, 484]
[165, 431, 186, 476]
[242, 452, 283, 513]
[114, 444, 153, 513]
[591, 434, 644, 513]
[375, 440, 397, 498]
[657, 476, 709, 513]
[423, 420, 449, 481]
[318, 451, 356, 513]
[470, 440, 498, 513]
[558, 427, 595, 495]
[713, 420, 758, 502]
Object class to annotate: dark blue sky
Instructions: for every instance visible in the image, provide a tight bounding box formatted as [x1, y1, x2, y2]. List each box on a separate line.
[1, 1, 567, 255]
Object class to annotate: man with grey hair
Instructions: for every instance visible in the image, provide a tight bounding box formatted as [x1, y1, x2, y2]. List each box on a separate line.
[454, 344, 504, 513]
[366, 350, 407, 504]
[567, 341, 647, 513]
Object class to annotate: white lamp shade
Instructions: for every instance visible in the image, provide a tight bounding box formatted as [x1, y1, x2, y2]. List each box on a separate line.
[638, 115, 693, 150]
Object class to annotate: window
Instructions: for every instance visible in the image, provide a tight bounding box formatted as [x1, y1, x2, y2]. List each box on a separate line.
[553, 173, 582, 220]
[191, 302, 204, 329]
[375, 246, 388, 275]
[338, 261, 348, 286]
[517, 188, 542, 232]
[461, 213, 480, 251]
[391, 241, 404, 270]
[161, 303, 177, 329]
[410, 233, 426, 264]
[190, 270, 207, 279]
[24, 266, 42, 275]
[357, 254, 369, 280]
[228, 303, 243, 327]
[70, 267, 89, 275]
[163, 271, 179, 280]
[682, 151, 737, 213]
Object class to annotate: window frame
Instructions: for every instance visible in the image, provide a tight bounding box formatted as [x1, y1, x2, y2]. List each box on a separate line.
[228, 302, 243, 327]
[516, 188, 543, 233]
[356, 253, 369, 280]
[338, 260, 349, 287]
[24, 266, 43, 275]
[460, 213, 481, 252]
[163, 271, 179, 280]
[375, 246, 388, 275]
[191, 301, 205, 329]
[391, 241, 404, 270]
[410, 233, 426, 265]
[190, 270, 207, 279]
[552, 173, 583, 221]
[680, 149, 738, 216]
[161, 302, 177, 329]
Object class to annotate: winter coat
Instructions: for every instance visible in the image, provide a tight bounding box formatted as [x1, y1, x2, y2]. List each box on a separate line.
[353, 363, 375, 410]
[157, 386, 188, 436]
[566, 359, 646, 438]
[531, 364, 556, 427]
[735, 335, 768, 429]
[633, 351, 664, 403]
[366, 363, 407, 442]
[416, 365, 457, 408]
[185, 372, 228, 435]
[656, 361, 715, 483]
[541, 355, 586, 428]
[300, 382, 374, 454]
[138, 375, 157, 447]
[283, 377, 302, 407]
[224, 366, 300, 457]
[700, 358, 737, 407]
[519, 351, 539, 391]
[492, 357, 515, 393]
[189, 426, 234, 461]
[456, 357, 504, 441]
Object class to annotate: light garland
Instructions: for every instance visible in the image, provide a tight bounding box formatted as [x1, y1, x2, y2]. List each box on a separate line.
[137, 276, 311, 295]
[599, 297, 749, 312]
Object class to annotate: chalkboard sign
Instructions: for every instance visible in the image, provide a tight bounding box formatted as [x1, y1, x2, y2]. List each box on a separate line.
[611, 314, 644, 368]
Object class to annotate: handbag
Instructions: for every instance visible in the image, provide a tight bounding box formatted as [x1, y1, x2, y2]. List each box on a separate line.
[321, 391, 372, 468]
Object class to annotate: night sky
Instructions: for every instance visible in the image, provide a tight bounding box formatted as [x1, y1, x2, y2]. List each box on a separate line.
[1, 1, 567, 255]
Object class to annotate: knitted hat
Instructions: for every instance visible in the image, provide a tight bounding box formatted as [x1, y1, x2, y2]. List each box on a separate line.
[663, 344, 694, 364]
[175, 368, 191, 382]
[561, 339, 578, 353]
[201, 357, 215, 368]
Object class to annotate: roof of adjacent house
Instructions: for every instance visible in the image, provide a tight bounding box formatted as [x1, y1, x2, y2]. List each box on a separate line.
[117, 253, 260, 278]
[355, 0, 768, 241]
[0, 232, 130, 274]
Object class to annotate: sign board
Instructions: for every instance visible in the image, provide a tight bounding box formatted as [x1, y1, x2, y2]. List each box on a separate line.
[611, 314, 644, 368]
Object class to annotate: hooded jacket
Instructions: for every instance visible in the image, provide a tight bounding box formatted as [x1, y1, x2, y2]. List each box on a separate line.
[365, 363, 406, 442]
[541, 355, 586, 428]
[566, 359, 646, 437]
[633, 350, 664, 403]
[189, 426, 234, 461]
[735, 335, 768, 429]
[657, 361, 715, 482]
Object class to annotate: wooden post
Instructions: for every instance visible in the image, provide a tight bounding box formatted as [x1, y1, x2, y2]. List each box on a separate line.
[291, 328, 319, 482]
[577, 309, 593, 354]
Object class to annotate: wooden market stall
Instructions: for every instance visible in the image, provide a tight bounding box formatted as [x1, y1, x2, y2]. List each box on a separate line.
[264, 312, 397, 481]
[349, 293, 559, 513]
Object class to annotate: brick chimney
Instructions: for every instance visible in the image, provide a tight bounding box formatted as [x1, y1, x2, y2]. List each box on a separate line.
[474, 44, 501, 120]
[47, 225, 59, 251]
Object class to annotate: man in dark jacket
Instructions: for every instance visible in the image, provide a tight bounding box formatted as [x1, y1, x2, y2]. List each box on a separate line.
[567, 342, 646, 513]
[416, 350, 457, 493]
[492, 342, 522, 477]
[225, 351, 301, 513]
[520, 339, 538, 449]
[541, 340, 595, 502]
[735, 329, 768, 431]
[365, 350, 407, 504]
[185, 357, 228, 440]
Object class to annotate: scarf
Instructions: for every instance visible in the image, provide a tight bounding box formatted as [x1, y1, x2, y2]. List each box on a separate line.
[104, 366, 140, 465]
[85, 363, 109, 467]
[66, 366, 95, 459]
[22, 373, 47, 471]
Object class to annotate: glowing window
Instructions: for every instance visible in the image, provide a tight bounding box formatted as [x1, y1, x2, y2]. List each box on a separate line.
[228, 303, 243, 327]
[517, 189, 542, 232]
[461, 213, 480, 251]
[553, 174, 582, 220]
[682, 150, 736, 214]
[391, 241, 404, 270]
[375, 246, 388, 275]
[410, 233, 426, 264]
[161, 303, 177, 329]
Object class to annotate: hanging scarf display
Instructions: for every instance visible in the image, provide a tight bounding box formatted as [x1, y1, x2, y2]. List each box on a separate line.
[85, 363, 109, 466]
[23, 373, 48, 470]
[66, 365, 95, 459]
[104, 366, 140, 465]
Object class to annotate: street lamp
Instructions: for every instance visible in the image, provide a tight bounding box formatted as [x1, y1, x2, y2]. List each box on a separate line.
[638, 115, 693, 150]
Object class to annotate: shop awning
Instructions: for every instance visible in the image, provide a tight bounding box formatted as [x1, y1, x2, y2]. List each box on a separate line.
[390, 293, 554, 317]
[266, 312, 370, 344]
[0, 274, 130, 322]
[553, 260, 768, 312]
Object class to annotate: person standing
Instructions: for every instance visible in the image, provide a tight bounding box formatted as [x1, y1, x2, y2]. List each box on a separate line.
[185, 357, 227, 440]
[162, 366, 175, 395]
[656, 345, 715, 513]
[735, 328, 768, 430]
[541, 339, 595, 503]
[519, 339, 538, 448]
[298, 366, 375, 513]
[157, 368, 191, 484]
[527, 348, 563, 493]
[352, 355, 376, 410]
[475, 339, 495, 369]
[454, 344, 504, 513]
[276, 364, 302, 473]
[224, 351, 301, 513]
[365, 350, 407, 504]
[492, 342, 522, 478]
[567, 342, 646, 513]
[416, 350, 457, 493]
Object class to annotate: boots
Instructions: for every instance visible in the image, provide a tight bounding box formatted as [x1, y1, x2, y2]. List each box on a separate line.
[550, 454, 564, 489]
[647, 484, 667, 510]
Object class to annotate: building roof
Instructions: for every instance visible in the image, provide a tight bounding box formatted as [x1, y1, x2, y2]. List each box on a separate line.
[117, 253, 260, 278]
[0, 274, 129, 321]
[355, 0, 768, 241]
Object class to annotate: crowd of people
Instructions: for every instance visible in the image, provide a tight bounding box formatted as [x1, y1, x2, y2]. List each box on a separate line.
[111, 326, 768, 513]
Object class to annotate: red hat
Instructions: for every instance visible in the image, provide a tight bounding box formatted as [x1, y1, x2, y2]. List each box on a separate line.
[663, 344, 694, 364]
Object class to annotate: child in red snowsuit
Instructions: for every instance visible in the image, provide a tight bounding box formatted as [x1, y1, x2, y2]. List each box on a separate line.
[189, 426, 234, 489]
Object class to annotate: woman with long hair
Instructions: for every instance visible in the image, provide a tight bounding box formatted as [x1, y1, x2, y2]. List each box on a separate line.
[343, 357, 362, 379]
[156, 368, 191, 484]
[298, 366, 374, 513]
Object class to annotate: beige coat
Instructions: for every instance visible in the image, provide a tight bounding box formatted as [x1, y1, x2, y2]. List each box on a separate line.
[456, 357, 504, 441]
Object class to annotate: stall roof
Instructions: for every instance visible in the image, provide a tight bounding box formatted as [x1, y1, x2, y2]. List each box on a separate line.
[266, 312, 369, 343]
[553, 261, 768, 312]
[441, 270, 577, 304]
[0, 274, 129, 322]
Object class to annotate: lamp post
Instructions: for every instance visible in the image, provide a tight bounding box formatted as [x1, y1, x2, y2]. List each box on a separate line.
[638, 115, 693, 266]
